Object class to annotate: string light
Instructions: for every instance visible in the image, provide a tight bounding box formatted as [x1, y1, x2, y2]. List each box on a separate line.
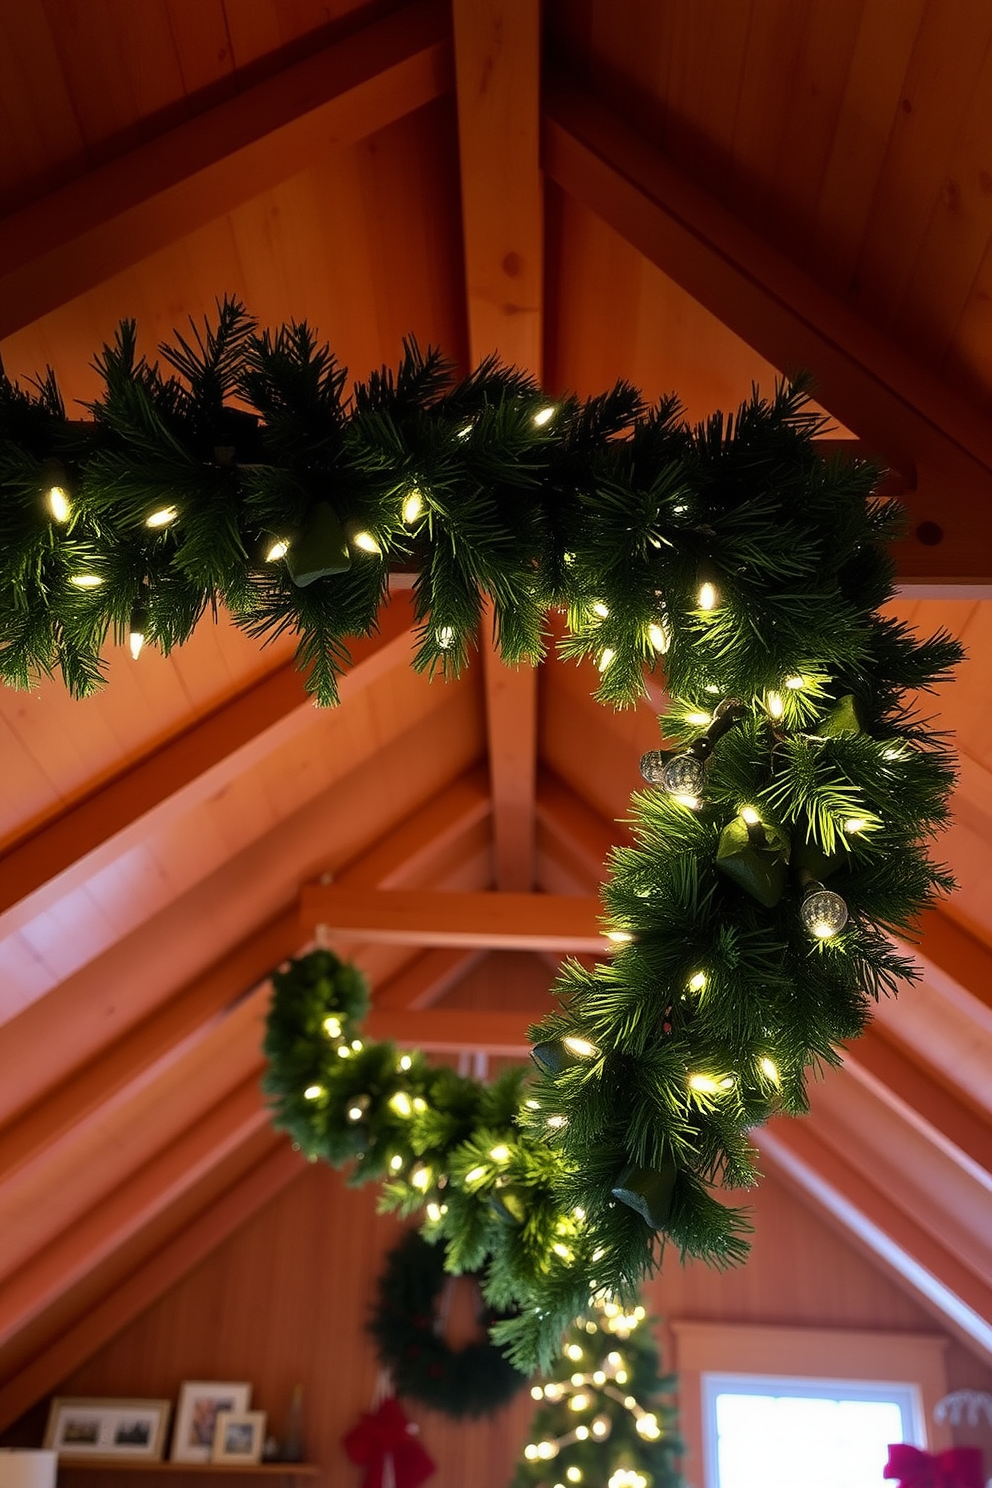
[688, 1073, 734, 1094]
[766, 690, 785, 720]
[569, 1394, 589, 1413]
[759, 1056, 781, 1085]
[322, 1015, 341, 1038]
[786, 674, 805, 690]
[687, 970, 707, 993]
[592, 601, 610, 618]
[352, 530, 380, 554]
[533, 405, 556, 427]
[389, 1154, 403, 1172]
[426, 1202, 442, 1222]
[566, 1470, 583, 1484]
[597, 648, 615, 670]
[437, 626, 455, 649]
[69, 574, 102, 588]
[410, 1164, 431, 1191]
[464, 1165, 487, 1184]
[336, 1045, 351, 1058]
[402, 489, 424, 523]
[647, 621, 670, 653]
[606, 929, 633, 943]
[303, 1085, 323, 1100]
[489, 1144, 511, 1162]
[389, 1092, 412, 1117]
[265, 538, 290, 561]
[145, 506, 178, 528]
[844, 817, 868, 834]
[800, 880, 849, 939]
[741, 805, 760, 825]
[562, 1036, 598, 1058]
[398, 1053, 413, 1071]
[565, 1344, 584, 1362]
[47, 486, 70, 522]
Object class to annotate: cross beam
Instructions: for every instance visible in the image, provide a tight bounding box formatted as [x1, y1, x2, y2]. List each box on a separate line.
[301, 886, 605, 952]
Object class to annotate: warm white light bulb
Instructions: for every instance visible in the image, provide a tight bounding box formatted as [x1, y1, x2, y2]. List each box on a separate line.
[597, 648, 615, 670]
[786, 674, 805, 690]
[741, 805, 760, 825]
[437, 626, 455, 649]
[47, 486, 71, 522]
[145, 506, 178, 528]
[353, 530, 380, 554]
[688, 1073, 722, 1094]
[489, 1144, 511, 1162]
[546, 1114, 567, 1128]
[563, 1036, 598, 1058]
[411, 1165, 431, 1191]
[566, 1470, 583, 1484]
[390, 1092, 412, 1117]
[389, 1154, 403, 1172]
[592, 601, 610, 618]
[575, 1426, 589, 1441]
[759, 1056, 781, 1085]
[402, 489, 424, 523]
[129, 630, 145, 661]
[322, 1015, 341, 1038]
[303, 1085, 323, 1100]
[69, 573, 102, 588]
[766, 690, 785, 719]
[648, 621, 670, 653]
[698, 580, 717, 610]
[565, 1344, 584, 1362]
[398, 1053, 412, 1071]
[533, 405, 556, 427]
[685, 710, 711, 726]
[844, 817, 868, 834]
[606, 929, 632, 944]
[465, 1165, 487, 1184]
[266, 538, 290, 562]
[688, 970, 707, 992]
[427, 1202, 442, 1222]
[337, 1045, 351, 1058]
[569, 1394, 589, 1413]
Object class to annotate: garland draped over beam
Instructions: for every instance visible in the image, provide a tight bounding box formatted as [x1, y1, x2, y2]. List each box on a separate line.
[5, 304, 962, 1370]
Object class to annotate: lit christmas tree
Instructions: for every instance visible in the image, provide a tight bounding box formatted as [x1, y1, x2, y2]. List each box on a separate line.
[513, 1298, 683, 1488]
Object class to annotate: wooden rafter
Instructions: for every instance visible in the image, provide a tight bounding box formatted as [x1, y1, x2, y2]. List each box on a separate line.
[759, 1120, 992, 1361]
[301, 886, 604, 951]
[542, 70, 992, 591]
[0, 0, 451, 337]
[366, 1006, 534, 1055]
[373, 947, 484, 1011]
[453, 0, 542, 890]
[0, 590, 417, 929]
[0, 1141, 301, 1432]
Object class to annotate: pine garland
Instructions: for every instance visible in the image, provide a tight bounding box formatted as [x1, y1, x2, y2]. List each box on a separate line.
[6, 304, 962, 1373]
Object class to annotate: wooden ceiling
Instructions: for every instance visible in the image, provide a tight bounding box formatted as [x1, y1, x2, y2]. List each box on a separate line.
[1, 0, 991, 1430]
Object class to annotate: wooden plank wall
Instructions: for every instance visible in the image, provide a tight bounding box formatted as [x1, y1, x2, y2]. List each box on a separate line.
[5, 1162, 992, 1486]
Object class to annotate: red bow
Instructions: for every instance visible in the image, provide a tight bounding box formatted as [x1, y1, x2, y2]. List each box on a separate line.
[884, 1444, 985, 1488]
[342, 1396, 435, 1488]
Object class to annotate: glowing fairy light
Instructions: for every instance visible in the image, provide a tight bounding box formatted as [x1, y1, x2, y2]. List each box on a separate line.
[145, 506, 178, 528]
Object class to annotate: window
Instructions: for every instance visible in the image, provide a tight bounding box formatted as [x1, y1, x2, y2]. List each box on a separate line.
[670, 1322, 950, 1488]
[702, 1373, 923, 1488]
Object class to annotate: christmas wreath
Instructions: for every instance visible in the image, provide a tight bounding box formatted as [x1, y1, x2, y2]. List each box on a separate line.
[369, 1230, 526, 1418]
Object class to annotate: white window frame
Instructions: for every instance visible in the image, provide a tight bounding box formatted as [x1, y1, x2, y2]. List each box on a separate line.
[670, 1321, 950, 1488]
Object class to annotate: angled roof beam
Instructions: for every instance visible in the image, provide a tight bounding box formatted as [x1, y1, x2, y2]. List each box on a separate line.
[453, 0, 542, 889]
[0, 589, 416, 932]
[0, 767, 489, 1170]
[543, 72, 992, 592]
[373, 947, 484, 1011]
[301, 886, 604, 951]
[0, 1140, 299, 1431]
[759, 1120, 992, 1361]
[0, 0, 451, 336]
[0, 1077, 269, 1351]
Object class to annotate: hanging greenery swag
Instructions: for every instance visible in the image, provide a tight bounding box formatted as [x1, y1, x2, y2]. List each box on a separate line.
[5, 302, 962, 1371]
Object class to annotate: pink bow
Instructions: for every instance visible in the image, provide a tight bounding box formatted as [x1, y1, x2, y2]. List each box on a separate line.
[884, 1444, 985, 1488]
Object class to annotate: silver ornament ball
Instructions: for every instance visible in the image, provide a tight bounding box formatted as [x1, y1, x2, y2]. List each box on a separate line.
[801, 888, 849, 939]
[662, 753, 706, 799]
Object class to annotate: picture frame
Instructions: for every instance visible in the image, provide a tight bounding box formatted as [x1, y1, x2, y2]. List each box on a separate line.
[170, 1382, 252, 1464]
[43, 1398, 172, 1462]
[211, 1411, 267, 1465]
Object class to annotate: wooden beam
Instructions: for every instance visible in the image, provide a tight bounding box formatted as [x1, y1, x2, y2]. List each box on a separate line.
[0, 1077, 268, 1350]
[453, 3, 542, 889]
[844, 1025, 992, 1187]
[0, 906, 297, 1191]
[0, 1, 451, 336]
[373, 947, 484, 1011]
[913, 908, 992, 1022]
[0, 590, 416, 931]
[453, 0, 542, 372]
[301, 886, 605, 951]
[0, 1141, 301, 1431]
[543, 71, 992, 589]
[365, 1006, 536, 1055]
[758, 1120, 992, 1361]
[480, 603, 539, 890]
[335, 764, 490, 890]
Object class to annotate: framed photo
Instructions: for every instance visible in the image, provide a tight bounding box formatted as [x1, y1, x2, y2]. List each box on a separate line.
[43, 1398, 171, 1462]
[212, 1411, 267, 1465]
[171, 1382, 252, 1464]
